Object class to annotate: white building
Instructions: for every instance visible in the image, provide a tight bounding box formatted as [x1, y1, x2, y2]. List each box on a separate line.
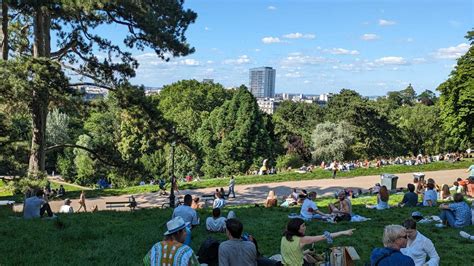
[257, 98, 281, 114]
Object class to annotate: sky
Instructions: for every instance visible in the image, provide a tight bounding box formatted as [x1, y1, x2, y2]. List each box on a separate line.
[125, 0, 473, 96]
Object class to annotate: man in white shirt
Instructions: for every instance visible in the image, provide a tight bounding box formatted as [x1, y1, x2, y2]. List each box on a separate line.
[401, 219, 440, 266]
[300, 191, 328, 220]
[59, 198, 74, 213]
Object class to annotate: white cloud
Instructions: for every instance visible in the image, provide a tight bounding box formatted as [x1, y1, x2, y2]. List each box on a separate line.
[285, 71, 302, 78]
[281, 53, 332, 65]
[324, 48, 360, 55]
[267, 6, 276, 10]
[224, 55, 251, 65]
[412, 58, 426, 64]
[262, 36, 281, 44]
[406, 38, 414, 42]
[303, 80, 310, 84]
[283, 32, 316, 39]
[361, 33, 380, 41]
[206, 60, 214, 64]
[204, 27, 210, 31]
[378, 19, 396, 26]
[180, 59, 200, 66]
[374, 56, 408, 65]
[434, 43, 469, 59]
[255, 48, 261, 52]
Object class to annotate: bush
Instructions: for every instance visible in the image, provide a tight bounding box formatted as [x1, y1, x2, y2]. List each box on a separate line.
[276, 154, 304, 170]
[6, 176, 47, 195]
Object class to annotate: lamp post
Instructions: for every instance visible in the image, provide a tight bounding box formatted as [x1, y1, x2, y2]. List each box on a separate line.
[169, 140, 176, 208]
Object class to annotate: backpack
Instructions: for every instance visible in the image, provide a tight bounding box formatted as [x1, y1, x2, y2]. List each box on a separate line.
[197, 237, 220, 266]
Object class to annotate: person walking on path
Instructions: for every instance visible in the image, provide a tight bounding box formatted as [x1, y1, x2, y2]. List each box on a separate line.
[77, 190, 87, 212]
[331, 160, 339, 179]
[228, 176, 236, 198]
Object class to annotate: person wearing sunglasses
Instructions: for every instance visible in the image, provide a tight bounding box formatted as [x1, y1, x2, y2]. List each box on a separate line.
[401, 219, 439, 266]
[370, 225, 415, 266]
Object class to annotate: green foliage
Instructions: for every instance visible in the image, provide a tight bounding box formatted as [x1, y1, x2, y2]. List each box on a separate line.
[46, 109, 71, 146]
[198, 87, 274, 177]
[272, 101, 324, 161]
[392, 104, 444, 155]
[56, 149, 76, 182]
[275, 153, 305, 170]
[437, 29, 474, 150]
[73, 135, 96, 185]
[311, 121, 355, 162]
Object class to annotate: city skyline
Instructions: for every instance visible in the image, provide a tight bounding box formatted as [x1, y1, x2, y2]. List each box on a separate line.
[96, 0, 473, 96]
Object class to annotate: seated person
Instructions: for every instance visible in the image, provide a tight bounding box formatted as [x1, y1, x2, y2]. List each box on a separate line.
[427, 178, 441, 192]
[219, 218, 258, 266]
[439, 184, 451, 200]
[57, 185, 66, 197]
[264, 190, 278, 208]
[400, 219, 440, 266]
[191, 197, 203, 209]
[59, 198, 74, 213]
[439, 193, 472, 228]
[367, 186, 389, 210]
[328, 191, 352, 222]
[421, 183, 438, 207]
[282, 218, 354, 266]
[219, 187, 226, 199]
[23, 190, 56, 219]
[450, 181, 464, 195]
[206, 208, 236, 232]
[213, 192, 225, 209]
[172, 194, 200, 246]
[143, 217, 200, 265]
[398, 184, 418, 207]
[300, 191, 328, 220]
[158, 179, 167, 195]
[370, 225, 415, 265]
[416, 180, 426, 194]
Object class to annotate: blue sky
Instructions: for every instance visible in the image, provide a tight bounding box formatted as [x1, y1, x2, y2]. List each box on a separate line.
[126, 0, 472, 96]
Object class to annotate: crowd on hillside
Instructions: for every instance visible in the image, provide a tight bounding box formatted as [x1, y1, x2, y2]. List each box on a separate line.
[21, 163, 474, 265]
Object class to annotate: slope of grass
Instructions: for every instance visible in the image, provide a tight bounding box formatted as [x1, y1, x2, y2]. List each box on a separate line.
[0, 194, 473, 265]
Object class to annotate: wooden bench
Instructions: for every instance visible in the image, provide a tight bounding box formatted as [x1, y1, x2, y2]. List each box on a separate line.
[201, 194, 215, 207]
[105, 197, 137, 211]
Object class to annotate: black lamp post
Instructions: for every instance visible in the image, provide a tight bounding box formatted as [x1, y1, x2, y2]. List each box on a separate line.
[169, 140, 176, 208]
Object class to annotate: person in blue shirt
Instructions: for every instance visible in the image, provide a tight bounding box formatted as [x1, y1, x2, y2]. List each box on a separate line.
[370, 224, 415, 266]
[466, 164, 474, 178]
[439, 193, 472, 228]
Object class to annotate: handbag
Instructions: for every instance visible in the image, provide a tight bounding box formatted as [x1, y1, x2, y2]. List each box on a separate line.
[330, 246, 360, 266]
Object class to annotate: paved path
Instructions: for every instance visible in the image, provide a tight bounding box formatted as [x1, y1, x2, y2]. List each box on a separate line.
[13, 168, 468, 213]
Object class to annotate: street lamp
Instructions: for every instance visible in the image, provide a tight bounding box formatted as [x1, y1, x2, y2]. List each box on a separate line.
[169, 140, 176, 208]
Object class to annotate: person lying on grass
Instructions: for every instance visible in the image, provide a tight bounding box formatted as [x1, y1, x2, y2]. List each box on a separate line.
[280, 218, 355, 266]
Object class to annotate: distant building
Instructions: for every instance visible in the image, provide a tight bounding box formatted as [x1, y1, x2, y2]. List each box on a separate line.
[144, 86, 162, 96]
[249, 67, 276, 98]
[202, 79, 214, 83]
[73, 85, 108, 101]
[257, 97, 281, 114]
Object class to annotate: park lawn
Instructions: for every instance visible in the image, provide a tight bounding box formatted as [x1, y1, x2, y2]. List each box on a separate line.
[0, 159, 472, 202]
[0, 194, 473, 265]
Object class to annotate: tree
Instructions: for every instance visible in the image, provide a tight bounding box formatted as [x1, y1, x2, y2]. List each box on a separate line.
[0, 1, 197, 176]
[417, 90, 437, 106]
[392, 104, 444, 155]
[437, 29, 474, 150]
[198, 87, 274, 177]
[311, 121, 355, 162]
[272, 101, 324, 161]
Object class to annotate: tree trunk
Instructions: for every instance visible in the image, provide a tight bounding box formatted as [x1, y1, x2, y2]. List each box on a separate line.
[1, 0, 8, 60]
[28, 6, 50, 177]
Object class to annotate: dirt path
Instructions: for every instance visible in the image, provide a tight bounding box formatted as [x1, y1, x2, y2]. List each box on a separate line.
[14, 168, 469, 213]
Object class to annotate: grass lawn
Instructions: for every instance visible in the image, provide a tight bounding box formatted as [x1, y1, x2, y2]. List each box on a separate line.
[1, 193, 473, 265]
[0, 159, 472, 203]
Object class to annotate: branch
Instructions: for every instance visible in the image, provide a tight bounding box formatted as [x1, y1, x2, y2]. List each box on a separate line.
[69, 82, 114, 91]
[51, 39, 77, 60]
[105, 10, 136, 28]
[61, 63, 116, 91]
[45, 144, 120, 167]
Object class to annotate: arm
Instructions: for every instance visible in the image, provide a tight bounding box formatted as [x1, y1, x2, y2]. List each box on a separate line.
[300, 229, 355, 247]
[424, 239, 440, 266]
[439, 203, 450, 210]
[218, 244, 230, 266]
